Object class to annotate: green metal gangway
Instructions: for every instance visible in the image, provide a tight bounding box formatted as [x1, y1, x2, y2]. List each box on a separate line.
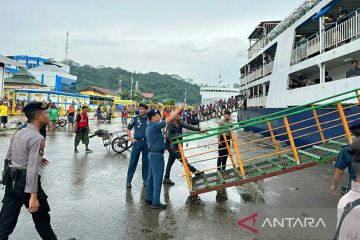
[174, 88, 360, 196]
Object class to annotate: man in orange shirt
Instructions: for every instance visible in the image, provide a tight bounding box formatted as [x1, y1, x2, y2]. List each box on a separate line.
[66, 104, 75, 131]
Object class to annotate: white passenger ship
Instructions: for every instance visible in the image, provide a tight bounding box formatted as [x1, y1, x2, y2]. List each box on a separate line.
[200, 85, 239, 105]
[237, 0, 360, 144]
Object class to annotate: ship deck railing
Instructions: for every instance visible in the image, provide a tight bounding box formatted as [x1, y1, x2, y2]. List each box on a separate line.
[248, 37, 269, 59]
[171, 88, 360, 196]
[240, 61, 274, 86]
[291, 8, 360, 65]
[247, 95, 267, 108]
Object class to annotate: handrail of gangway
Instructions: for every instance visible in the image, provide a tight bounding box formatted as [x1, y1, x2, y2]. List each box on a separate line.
[174, 89, 360, 144]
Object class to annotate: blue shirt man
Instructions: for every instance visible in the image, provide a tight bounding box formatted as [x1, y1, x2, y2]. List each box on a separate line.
[145, 105, 185, 209]
[335, 146, 356, 183]
[126, 103, 149, 188]
[331, 121, 360, 194]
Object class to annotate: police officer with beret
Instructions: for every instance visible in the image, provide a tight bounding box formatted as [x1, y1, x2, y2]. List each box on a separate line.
[145, 104, 185, 209]
[331, 120, 360, 195]
[126, 103, 149, 188]
[0, 102, 59, 239]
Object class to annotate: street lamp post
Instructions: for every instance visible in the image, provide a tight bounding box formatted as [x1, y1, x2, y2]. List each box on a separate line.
[0, 64, 4, 99]
[130, 74, 134, 100]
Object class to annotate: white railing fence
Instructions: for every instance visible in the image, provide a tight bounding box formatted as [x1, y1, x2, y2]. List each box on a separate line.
[240, 61, 274, 86]
[291, 35, 320, 65]
[248, 37, 269, 59]
[291, 10, 360, 65]
[263, 61, 274, 76]
[324, 13, 360, 49]
[248, 95, 267, 108]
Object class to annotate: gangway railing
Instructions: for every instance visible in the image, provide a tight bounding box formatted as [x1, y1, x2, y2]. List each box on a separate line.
[173, 88, 360, 196]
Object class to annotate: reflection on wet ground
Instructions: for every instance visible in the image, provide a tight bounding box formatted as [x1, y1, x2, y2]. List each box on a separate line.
[0, 118, 346, 240]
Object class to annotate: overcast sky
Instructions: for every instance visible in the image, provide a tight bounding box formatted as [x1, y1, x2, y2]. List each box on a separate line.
[0, 0, 303, 85]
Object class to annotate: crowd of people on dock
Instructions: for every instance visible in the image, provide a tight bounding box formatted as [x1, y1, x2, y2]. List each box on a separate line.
[161, 95, 246, 126]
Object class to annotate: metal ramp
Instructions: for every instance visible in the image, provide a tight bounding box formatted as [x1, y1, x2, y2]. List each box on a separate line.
[173, 88, 360, 196]
[190, 137, 348, 196]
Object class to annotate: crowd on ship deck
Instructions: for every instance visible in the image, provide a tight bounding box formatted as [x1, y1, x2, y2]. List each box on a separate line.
[288, 60, 360, 90]
[293, 4, 360, 66]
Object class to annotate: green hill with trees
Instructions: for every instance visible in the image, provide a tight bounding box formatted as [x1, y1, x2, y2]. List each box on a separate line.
[63, 60, 201, 105]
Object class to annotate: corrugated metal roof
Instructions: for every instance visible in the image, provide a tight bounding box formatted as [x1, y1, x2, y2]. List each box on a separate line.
[82, 86, 117, 96]
[4, 69, 46, 86]
[0, 55, 25, 67]
[5, 77, 46, 86]
[141, 92, 154, 98]
[30, 64, 68, 74]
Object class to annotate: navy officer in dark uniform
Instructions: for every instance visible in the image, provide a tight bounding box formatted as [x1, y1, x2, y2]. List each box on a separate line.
[126, 103, 149, 188]
[0, 102, 59, 240]
[331, 121, 360, 194]
[145, 104, 185, 209]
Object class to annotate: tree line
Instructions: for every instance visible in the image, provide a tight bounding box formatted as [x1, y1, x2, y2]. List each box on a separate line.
[63, 60, 201, 105]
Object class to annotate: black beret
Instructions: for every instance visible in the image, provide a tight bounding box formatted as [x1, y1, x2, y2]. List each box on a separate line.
[224, 110, 231, 115]
[23, 101, 48, 114]
[147, 109, 161, 119]
[139, 102, 149, 109]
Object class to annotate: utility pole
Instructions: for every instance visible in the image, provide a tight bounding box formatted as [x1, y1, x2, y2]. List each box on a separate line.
[64, 32, 69, 60]
[0, 64, 4, 99]
[117, 77, 122, 94]
[130, 73, 134, 100]
[135, 80, 139, 92]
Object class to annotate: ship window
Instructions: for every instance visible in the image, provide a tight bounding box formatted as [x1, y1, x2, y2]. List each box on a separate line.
[288, 66, 320, 90]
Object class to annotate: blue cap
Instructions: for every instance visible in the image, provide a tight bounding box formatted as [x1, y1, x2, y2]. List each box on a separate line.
[349, 120, 360, 130]
[148, 109, 161, 120]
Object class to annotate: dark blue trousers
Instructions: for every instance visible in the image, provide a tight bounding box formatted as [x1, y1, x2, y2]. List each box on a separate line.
[126, 140, 149, 184]
[164, 149, 198, 179]
[146, 152, 164, 205]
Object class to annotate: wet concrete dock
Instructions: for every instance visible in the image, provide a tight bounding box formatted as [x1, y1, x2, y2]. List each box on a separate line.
[0, 117, 347, 240]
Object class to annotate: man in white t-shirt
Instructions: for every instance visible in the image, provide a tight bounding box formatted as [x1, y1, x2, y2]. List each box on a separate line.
[336, 138, 360, 239]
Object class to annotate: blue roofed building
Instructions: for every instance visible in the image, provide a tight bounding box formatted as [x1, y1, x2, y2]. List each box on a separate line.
[6, 55, 78, 93]
[8, 55, 48, 69]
